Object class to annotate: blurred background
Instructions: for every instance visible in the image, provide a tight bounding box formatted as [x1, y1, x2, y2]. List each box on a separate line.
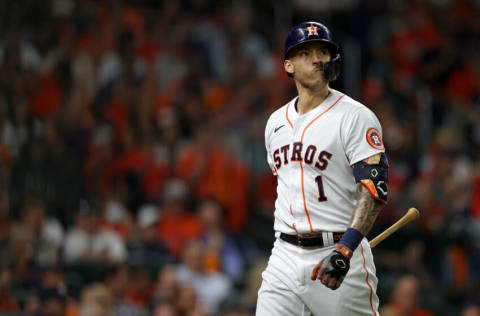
[0, 0, 479, 315]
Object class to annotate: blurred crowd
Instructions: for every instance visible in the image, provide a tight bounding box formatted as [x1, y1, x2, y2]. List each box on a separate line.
[0, 0, 479, 315]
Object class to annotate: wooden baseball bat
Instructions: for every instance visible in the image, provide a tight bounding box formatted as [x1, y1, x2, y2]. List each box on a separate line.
[369, 208, 420, 248]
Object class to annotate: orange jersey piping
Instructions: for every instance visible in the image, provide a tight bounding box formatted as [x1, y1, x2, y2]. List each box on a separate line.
[361, 244, 377, 316]
[286, 101, 294, 128]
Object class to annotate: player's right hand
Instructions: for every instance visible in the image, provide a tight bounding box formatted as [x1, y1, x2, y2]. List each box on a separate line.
[311, 243, 352, 290]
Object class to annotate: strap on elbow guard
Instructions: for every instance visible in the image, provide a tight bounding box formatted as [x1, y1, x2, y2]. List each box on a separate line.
[353, 153, 389, 203]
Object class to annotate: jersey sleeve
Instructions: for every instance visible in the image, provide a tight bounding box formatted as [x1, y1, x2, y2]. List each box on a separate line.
[265, 118, 277, 176]
[342, 107, 385, 166]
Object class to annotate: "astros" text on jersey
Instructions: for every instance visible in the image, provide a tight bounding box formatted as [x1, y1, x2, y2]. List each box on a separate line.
[273, 142, 332, 171]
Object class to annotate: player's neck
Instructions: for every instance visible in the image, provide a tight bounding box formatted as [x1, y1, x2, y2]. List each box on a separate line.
[296, 84, 330, 115]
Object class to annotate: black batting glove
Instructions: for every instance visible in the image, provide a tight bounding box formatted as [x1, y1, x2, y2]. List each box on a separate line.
[310, 243, 352, 290]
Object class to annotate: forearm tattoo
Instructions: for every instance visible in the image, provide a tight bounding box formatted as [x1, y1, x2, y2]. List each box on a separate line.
[349, 183, 384, 236]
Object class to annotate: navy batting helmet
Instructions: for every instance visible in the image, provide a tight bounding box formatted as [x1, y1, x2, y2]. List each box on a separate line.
[284, 22, 341, 81]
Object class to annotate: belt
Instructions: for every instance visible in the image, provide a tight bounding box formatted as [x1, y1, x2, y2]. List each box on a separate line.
[280, 232, 344, 248]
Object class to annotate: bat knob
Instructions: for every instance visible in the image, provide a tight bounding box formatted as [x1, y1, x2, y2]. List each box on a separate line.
[407, 208, 420, 221]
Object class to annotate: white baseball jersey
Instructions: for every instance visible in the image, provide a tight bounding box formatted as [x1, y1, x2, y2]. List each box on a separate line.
[265, 88, 385, 235]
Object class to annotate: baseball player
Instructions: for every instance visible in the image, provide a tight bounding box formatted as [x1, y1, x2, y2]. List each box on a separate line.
[256, 22, 388, 316]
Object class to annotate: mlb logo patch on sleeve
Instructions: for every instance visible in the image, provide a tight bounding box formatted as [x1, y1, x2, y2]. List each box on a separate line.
[366, 127, 384, 150]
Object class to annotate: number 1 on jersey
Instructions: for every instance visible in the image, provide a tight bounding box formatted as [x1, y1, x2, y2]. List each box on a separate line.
[315, 175, 327, 202]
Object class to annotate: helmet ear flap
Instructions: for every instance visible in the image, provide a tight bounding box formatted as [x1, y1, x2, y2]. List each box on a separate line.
[323, 54, 341, 81]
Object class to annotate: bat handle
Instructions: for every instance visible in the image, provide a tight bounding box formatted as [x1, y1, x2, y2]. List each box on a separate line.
[369, 208, 420, 248]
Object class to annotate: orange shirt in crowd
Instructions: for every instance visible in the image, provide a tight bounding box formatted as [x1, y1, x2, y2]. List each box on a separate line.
[157, 212, 202, 257]
[0, 294, 18, 313]
[447, 68, 476, 102]
[124, 283, 155, 309]
[30, 73, 62, 120]
[176, 146, 249, 232]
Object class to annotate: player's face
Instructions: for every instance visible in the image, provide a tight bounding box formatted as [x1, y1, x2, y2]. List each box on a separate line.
[285, 42, 331, 89]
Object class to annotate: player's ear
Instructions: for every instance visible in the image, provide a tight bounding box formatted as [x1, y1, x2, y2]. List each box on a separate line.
[284, 59, 294, 77]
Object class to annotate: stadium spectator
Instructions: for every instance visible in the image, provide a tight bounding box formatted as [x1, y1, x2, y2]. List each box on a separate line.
[198, 198, 247, 280]
[0, 266, 18, 313]
[124, 265, 155, 309]
[462, 298, 480, 316]
[37, 287, 67, 316]
[157, 178, 202, 257]
[77, 283, 114, 316]
[175, 122, 249, 232]
[127, 204, 172, 267]
[152, 264, 180, 306]
[99, 197, 133, 242]
[9, 196, 63, 293]
[176, 240, 232, 313]
[379, 274, 436, 316]
[63, 199, 126, 264]
[175, 283, 209, 316]
[103, 263, 142, 316]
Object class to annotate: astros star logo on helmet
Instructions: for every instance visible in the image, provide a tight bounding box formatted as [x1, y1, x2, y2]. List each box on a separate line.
[304, 24, 319, 37]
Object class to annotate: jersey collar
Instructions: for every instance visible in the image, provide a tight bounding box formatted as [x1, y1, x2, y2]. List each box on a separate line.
[288, 88, 338, 120]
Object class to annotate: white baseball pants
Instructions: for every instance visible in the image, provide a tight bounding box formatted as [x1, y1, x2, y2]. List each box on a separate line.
[256, 237, 379, 316]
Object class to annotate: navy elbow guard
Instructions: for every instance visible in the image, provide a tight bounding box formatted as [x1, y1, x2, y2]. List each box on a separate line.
[353, 153, 389, 204]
